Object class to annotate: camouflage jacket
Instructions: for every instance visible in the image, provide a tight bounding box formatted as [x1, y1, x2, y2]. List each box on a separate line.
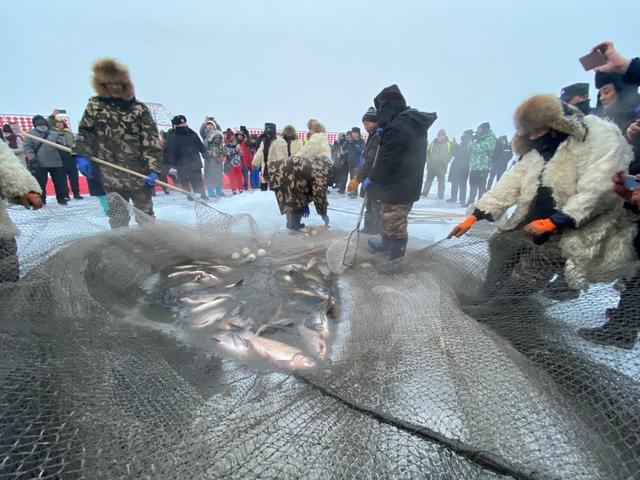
[72, 96, 161, 191]
[269, 132, 332, 215]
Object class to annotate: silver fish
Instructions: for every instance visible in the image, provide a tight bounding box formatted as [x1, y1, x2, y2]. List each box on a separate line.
[296, 324, 327, 360]
[172, 264, 202, 270]
[168, 270, 209, 279]
[191, 297, 230, 314]
[241, 331, 316, 369]
[255, 317, 295, 336]
[195, 273, 223, 287]
[212, 331, 251, 355]
[179, 293, 234, 305]
[206, 265, 234, 274]
[191, 307, 227, 328]
[308, 312, 330, 339]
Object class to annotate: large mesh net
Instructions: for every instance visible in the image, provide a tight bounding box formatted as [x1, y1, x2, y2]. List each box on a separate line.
[1, 194, 639, 479]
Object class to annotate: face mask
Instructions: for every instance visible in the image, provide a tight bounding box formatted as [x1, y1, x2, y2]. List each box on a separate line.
[532, 130, 568, 159]
[36, 125, 48, 133]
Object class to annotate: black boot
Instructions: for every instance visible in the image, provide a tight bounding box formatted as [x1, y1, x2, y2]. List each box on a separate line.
[289, 213, 305, 231]
[388, 238, 407, 261]
[368, 236, 389, 253]
[73, 193, 84, 200]
[577, 316, 639, 350]
[285, 214, 291, 230]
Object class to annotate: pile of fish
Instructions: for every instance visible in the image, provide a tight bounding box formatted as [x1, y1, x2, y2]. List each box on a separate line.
[160, 249, 337, 371]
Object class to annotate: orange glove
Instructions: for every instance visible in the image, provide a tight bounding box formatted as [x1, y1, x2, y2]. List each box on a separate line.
[347, 178, 359, 194]
[16, 191, 44, 210]
[523, 218, 557, 237]
[447, 215, 477, 239]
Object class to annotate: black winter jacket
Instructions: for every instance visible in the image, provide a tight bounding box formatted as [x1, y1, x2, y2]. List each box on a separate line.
[369, 109, 437, 204]
[164, 127, 208, 170]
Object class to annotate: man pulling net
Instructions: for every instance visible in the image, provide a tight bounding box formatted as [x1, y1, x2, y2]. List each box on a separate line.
[448, 94, 636, 321]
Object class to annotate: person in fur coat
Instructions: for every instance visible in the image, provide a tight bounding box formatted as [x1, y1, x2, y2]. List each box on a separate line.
[269, 120, 332, 230]
[448, 94, 635, 310]
[251, 123, 301, 191]
[0, 142, 43, 281]
[72, 58, 162, 229]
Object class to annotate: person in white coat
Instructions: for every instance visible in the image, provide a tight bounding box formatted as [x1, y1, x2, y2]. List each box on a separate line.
[448, 94, 636, 312]
[0, 142, 44, 281]
[252, 123, 301, 191]
[269, 120, 332, 230]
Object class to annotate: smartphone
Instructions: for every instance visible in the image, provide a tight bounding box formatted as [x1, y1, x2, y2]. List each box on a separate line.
[622, 174, 640, 190]
[579, 50, 607, 71]
[57, 109, 67, 114]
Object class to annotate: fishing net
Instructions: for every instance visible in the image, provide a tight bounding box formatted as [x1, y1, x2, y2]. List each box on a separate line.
[1, 193, 639, 479]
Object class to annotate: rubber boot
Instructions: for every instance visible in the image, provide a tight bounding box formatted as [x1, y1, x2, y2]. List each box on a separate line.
[207, 187, 216, 197]
[368, 236, 389, 253]
[289, 212, 305, 231]
[387, 238, 407, 261]
[577, 315, 639, 350]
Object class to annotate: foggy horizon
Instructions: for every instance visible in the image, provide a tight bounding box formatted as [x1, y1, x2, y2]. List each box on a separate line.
[1, 0, 637, 139]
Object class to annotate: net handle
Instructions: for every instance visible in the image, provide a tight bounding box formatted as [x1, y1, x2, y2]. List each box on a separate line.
[24, 132, 194, 198]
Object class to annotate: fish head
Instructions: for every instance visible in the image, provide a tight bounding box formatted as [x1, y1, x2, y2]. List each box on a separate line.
[291, 353, 316, 369]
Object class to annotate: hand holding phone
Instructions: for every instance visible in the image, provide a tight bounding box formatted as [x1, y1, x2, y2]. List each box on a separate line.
[579, 50, 607, 71]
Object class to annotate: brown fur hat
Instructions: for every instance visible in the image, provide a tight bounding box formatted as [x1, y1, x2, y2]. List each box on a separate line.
[281, 124, 298, 138]
[512, 94, 586, 155]
[92, 58, 135, 100]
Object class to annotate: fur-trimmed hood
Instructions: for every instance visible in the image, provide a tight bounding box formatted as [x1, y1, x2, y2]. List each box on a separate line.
[92, 58, 135, 100]
[281, 124, 298, 139]
[512, 95, 587, 156]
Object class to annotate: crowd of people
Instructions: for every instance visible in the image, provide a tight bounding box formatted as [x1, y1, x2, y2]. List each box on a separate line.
[1, 41, 640, 350]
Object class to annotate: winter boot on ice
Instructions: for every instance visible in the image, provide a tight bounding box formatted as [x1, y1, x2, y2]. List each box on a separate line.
[289, 212, 305, 231]
[376, 238, 408, 274]
[73, 193, 84, 200]
[368, 236, 389, 253]
[387, 238, 407, 261]
[577, 315, 639, 350]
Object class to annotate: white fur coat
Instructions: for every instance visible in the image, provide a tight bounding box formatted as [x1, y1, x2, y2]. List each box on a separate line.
[295, 132, 331, 160]
[252, 137, 302, 171]
[476, 115, 637, 289]
[0, 142, 42, 239]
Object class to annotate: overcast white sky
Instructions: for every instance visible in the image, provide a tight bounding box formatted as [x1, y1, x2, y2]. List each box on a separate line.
[1, 0, 637, 138]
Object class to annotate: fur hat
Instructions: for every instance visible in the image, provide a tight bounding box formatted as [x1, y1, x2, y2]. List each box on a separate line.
[92, 58, 135, 100]
[281, 124, 297, 139]
[307, 119, 326, 133]
[512, 94, 586, 156]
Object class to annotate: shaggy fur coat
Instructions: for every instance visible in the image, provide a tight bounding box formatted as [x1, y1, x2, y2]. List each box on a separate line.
[477, 95, 636, 289]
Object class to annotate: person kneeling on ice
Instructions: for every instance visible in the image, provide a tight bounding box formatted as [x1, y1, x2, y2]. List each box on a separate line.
[365, 85, 437, 263]
[448, 94, 636, 315]
[0, 142, 43, 281]
[269, 119, 333, 231]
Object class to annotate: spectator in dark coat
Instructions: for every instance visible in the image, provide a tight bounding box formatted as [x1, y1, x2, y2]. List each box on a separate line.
[164, 115, 208, 200]
[447, 129, 473, 205]
[366, 84, 437, 263]
[343, 127, 366, 198]
[355, 107, 382, 234]
[331, 132, 348, 192]
[595, 71, 640, 134]
[486, 135, 513, 190]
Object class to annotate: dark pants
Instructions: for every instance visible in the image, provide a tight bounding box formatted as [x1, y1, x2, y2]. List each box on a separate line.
[62, 155, 80, 196]
[32, 166, 68, 203]
[0, 237, 19, 282]
[334, 163, 348, 193]
[178, 168, 205, 195]
[450, 181, 467, 204]
[467, 170, 489, 204]
[423, 170, 446, 199]
[242, 167, 251, 191]
[486, 167, 507, 190]
[363, 196, 381, 234]
[105, 188, 155, 229]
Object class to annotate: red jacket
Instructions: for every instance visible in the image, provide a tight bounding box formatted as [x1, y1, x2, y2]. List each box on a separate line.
[240, 141, 254, 169]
